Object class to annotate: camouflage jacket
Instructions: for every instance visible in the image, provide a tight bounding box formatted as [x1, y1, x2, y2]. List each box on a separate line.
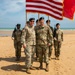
[35, 25, 53, 46]
[12, 29, 22, 42]
[54, 29, 63, 41]
[21, 25, 36, 45]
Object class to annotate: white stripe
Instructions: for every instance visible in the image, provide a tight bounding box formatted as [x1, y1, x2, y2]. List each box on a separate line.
[26, 2, 62, 13]
[53, 0, 63, 3]
[38, 0, 63, 8]
[26, 7, 62, 18]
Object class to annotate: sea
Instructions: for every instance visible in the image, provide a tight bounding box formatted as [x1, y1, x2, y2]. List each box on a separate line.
[0, 28, 75, 36]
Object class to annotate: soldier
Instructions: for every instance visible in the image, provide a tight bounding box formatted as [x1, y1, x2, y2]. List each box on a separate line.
[46, 20, 54, 60]
[12, 24, 22, 61]
[35, 19, 40, 60]
[35, 17, 53, 72]
[53, 23, 63, 60]
[36, 19, 40, 26]
[21, 18, 36, 74]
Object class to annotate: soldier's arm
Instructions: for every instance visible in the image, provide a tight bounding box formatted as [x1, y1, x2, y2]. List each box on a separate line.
[12, 31, 14, 37]
[51, 27, 54, 34]
[53, 28, 56, 38]
[11, 31, 15, 40]
[21, 28, 27, 45]
[48, 27, 53, 45]
[61, 31, 63, 41]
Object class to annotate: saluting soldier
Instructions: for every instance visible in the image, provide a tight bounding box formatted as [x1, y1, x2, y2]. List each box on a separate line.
[53, 23, 63, 60]
[21, 18, 36, 74]
[35, 17, 53, 72]
[46, 20, 54, 60]
[12, 24, 22, 61]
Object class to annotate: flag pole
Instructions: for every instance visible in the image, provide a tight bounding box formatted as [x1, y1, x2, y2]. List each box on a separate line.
[48, 16, 49, 20]
[38, 13, 40, 19]
[26, 12, 27, 22]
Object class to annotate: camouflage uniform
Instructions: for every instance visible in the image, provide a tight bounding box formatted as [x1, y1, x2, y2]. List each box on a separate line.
[48, 25, 54, 58]
[21, 25, 36, 69]
[12, 28, 22, 60]
[53, 29, 63, 58]
[35, 25, 53, 64]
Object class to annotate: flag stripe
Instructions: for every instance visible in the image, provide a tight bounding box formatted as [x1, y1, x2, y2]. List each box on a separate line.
[26, 0, 63, 20]
[26, 2, 63, 11]
[26, 1, 63, 9]
[26, 5, 62, 16]
[26, 7, 63, 20]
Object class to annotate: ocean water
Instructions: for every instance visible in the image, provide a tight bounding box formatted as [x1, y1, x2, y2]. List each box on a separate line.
[0, 28, 13, 31]
[0, 28, 75, 31]
[61, 28, 75, 30]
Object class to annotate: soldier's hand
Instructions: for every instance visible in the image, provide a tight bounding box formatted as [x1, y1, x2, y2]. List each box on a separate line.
[12, 37, 14, 40]
[23, 44, 26, 49]
[54, 37, 57, 41]
[48, 43, 51, 46]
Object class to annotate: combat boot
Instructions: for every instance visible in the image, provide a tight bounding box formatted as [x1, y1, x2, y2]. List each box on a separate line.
[26, 68, 31, 74]
[49, 57, 51, 60]
[45, 64, 49, 72]
[38, 62, 43, 70]
[55, 57, 59, 60]
[15, 58, 20, 61]
[30, 66, 36, 70]
[57, 57, 59, 60]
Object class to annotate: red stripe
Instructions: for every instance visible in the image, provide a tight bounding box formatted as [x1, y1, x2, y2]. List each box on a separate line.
[26, 5, 62, 16]
[26, 10, 63, 20]
[26, 1, 63, 11]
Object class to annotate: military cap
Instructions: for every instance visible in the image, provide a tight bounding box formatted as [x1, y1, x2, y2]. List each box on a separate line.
[39, 17, 44, 21]
[46, 20, 51, 23]
[56, 23, 60, 26]
[29, 18, 35, 21]
[16, 24, 21, 26]
[36, 19, 39, 23]
[26, 21, 29, 24]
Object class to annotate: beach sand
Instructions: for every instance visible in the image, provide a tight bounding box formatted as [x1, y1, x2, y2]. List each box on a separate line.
[0, 30, 75, 75]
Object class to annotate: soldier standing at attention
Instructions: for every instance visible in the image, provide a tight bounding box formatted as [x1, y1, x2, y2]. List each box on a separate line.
[12, 24, 22, 61]
[36, 19, 39, 26]
[21, 18, 36, 74]
[35, 17, 53, 72]
[46, 20, 54, 60]
[53, 23, 63, 60]
[35, 19, 40, 60]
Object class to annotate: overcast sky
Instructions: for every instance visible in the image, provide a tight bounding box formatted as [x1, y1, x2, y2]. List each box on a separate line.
[0, 0, 75, 28]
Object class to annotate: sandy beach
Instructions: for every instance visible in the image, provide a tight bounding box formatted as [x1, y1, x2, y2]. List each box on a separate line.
[0, 30, 75, 75]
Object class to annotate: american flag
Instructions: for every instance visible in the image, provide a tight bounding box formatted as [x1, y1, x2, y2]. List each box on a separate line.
[26, 0, 63, 20]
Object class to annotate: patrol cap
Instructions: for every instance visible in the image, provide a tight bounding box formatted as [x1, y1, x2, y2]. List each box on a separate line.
[36, 19, 39, 23]
[46, 20, 51, 23]
[56, 23, 60, 26]
[26, 21, 29, 24]
[29, 18, 35, 21]
[16, 24, 21, 26]
[39, 17, 44, 21]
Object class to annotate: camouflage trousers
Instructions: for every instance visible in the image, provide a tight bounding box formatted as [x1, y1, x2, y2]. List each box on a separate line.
[54, 41, 62, 57]
[37, 45, 49, 64]
[36, 48, 38, 58]
[14, 41, 22, 59]
[48, 45, 53, 57]
[24, 45, 35, 68]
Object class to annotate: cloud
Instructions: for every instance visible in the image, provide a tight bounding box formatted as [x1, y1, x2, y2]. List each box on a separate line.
[0, 0, 25, 15]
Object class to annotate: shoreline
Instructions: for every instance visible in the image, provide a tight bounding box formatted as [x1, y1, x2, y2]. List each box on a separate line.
[0, 30, 75, 37]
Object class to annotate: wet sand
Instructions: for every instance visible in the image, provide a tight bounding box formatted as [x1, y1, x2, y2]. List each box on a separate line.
[0, 30, 75, 75]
